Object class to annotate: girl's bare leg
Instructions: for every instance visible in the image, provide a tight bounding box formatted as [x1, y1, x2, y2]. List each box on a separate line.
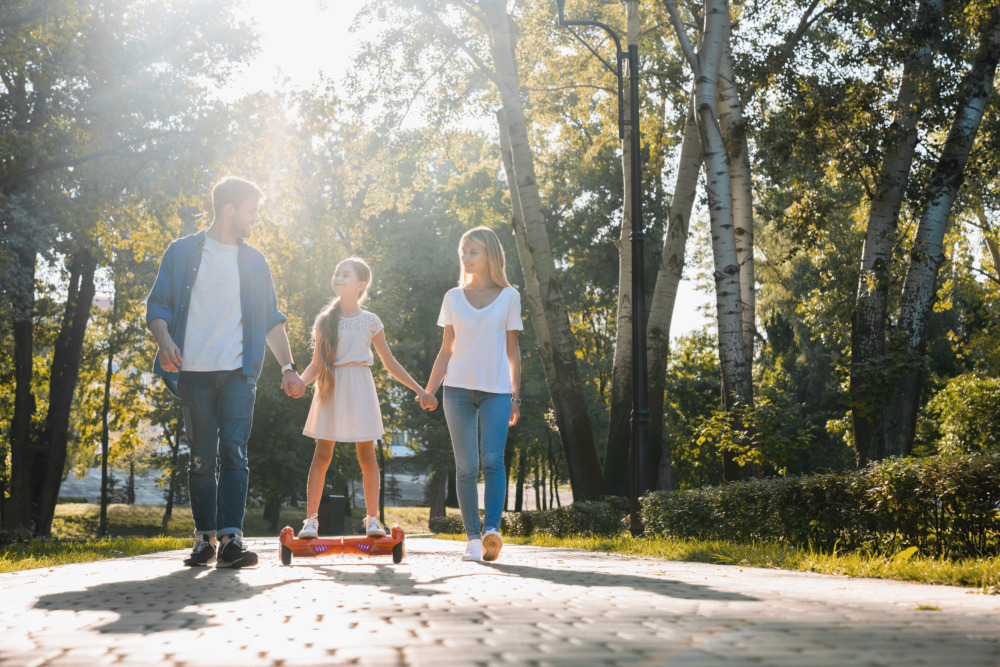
[355, 441, 380, 517]
[306, 440, 335, 516]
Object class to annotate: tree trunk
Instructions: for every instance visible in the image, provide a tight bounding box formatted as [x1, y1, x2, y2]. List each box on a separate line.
[99, 293, 117, 537]
[646, 103, 701, 491]
[445, 469, 458, 508]
[603, 1, 641, 498]
[426, 469, 446, 520]
[33, 249, 98, 536]
[484, 0, 604, 500]
[693, 0, 752, 481]
[978, 208, 1000, 282]
[514, 450, 525, 512]
[718, 18, 755, 362]
[888, 5, 1000, 456]
[496, 107, 573, 483]
[6, 232, 37, 535]
[850, 0, 942, 468]
[161, 430, 180, 533]
[263, 496, 282, 534]
[503, 434, 514, 512]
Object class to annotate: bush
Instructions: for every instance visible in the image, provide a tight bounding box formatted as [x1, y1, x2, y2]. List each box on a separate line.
[640, 453, 1000, 558]
[428, 514, 464, 534]
[501, 499, 628, 538]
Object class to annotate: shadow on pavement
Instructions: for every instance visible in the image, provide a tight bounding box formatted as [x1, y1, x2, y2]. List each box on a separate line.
[481, 561, 758, 602]
[34, 567, 307, 634]
[307, 562, 444, 598]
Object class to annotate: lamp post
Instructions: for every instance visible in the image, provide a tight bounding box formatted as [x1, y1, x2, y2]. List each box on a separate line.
[556, 0, 650, 534]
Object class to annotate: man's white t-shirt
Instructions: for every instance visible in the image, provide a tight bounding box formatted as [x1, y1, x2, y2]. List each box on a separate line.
[182, 235, 243, 372]
[437, 286, 523, 394]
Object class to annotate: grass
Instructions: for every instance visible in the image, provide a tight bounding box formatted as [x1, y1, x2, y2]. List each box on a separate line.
[1, 537, 190, 574]
[15, 504, 998, 591]
[481, 533, 1000, 592]
[3, 503, 462, 573]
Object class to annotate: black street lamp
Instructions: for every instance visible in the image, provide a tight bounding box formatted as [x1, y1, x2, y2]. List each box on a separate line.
[556, 0, 650, 534]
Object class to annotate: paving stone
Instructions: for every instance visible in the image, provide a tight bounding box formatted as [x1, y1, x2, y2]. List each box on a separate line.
[1, 538, 999, 666]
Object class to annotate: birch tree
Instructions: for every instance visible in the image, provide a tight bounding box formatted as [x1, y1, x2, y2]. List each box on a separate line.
[850, 0, 943, 467]
[665, 0, 751, 481]
[887, 3, 1000, 456]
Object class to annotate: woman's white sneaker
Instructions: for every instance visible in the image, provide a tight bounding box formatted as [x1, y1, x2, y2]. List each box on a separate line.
[463, 538, 483, 561]
[298, 514, 319, 540]
[482, 529, 503, 561]
[364, 515, 387, 538]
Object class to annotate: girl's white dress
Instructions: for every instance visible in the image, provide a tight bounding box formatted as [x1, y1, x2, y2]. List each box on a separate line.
[302, 310, 385, 442]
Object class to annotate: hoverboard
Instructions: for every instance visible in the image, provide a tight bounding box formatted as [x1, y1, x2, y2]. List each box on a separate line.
[278, 524, 405, 565]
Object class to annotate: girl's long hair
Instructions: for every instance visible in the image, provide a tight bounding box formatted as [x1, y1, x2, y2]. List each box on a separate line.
[313, 257, 372, 400]
[459, 226, 511, 288]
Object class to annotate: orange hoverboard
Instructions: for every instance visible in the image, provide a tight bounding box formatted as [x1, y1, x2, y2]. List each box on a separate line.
[278, 525, 406, 565]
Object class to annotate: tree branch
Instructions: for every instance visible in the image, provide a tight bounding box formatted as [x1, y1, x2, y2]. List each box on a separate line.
[418, 5, 502, 90]
[663, 0, 699, 73]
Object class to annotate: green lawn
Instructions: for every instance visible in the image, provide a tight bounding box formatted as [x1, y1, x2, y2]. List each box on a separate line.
[15, 505, 998, 590]
[2, 503, 461, 573]
[492, 533, 1000, 591]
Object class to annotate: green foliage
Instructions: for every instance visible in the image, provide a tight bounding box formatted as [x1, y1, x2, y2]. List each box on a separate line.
[926, 374, 1000, 456]
[641, 453, 1000, 559]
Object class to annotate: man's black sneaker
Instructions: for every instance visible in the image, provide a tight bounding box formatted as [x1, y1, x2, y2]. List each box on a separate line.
[216, 535, 258, 569]
[183, 534, 217, 566]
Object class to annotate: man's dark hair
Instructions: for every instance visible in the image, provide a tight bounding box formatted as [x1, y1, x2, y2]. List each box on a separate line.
[212, 176, 264, 216]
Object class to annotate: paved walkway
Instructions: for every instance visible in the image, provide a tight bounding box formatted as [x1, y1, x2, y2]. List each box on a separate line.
[1, 537, 998, 666]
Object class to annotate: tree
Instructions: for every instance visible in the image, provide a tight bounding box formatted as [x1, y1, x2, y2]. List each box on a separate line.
[1, 0, 255, 536]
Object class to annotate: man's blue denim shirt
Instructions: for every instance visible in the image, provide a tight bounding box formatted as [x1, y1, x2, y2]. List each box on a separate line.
[145, 230, 287, 397]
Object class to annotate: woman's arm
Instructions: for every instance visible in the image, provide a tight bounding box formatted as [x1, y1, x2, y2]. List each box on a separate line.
[507, 329, 521, 426]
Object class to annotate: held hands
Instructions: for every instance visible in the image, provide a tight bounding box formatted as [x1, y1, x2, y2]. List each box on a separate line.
[157, 340, 183, 372]
[416, 388, 438, 411]
[282, 371, 306, 398]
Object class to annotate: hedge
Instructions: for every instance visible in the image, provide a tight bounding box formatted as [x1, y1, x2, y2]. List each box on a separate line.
[428, 497, 630, 538]
[640, 453, 1000, 558]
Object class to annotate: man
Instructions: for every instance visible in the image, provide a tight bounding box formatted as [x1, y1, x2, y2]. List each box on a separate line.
[146, 176, 304, 568]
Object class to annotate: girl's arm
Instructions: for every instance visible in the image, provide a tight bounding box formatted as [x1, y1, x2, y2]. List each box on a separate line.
[425, 325, 455, 398]
[372, 330, 425, 396]
[507, 329, 521, 426]
[299, 328, 324, 387]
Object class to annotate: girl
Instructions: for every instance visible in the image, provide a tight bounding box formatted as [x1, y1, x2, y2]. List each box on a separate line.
[423, 226, 522, 562]
[298, 257, 433, 539]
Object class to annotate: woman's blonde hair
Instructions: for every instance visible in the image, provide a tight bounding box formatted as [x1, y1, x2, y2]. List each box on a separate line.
[313, 257, 372, 400]
[458, 226, 511, 288]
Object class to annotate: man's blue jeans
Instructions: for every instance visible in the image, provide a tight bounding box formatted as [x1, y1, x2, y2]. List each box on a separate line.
[443, 386, 511, 539]
[178, 369, 256, 539]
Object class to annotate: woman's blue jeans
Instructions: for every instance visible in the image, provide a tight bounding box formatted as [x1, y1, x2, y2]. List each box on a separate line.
[178, 369, 256, 539]
[443, 386, 511, 539]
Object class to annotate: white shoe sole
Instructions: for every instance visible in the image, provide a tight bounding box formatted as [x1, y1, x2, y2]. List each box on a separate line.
[482, 533, 502, 561]
[298, 529, 318, 540]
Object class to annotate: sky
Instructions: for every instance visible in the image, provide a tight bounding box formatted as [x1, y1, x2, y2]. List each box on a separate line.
[229, 1, 712, 339]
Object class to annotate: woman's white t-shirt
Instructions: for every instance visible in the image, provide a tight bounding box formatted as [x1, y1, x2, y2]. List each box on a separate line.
[437, 286, 523, 394]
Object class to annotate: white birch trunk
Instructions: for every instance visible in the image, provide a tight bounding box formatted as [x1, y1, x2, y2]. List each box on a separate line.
[850, 0, 942, 468]
[695, 0, 751, 481]
[718, 17, 755, 360]
[646, 100, 701, 491]
[603, 0, 640, 498]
